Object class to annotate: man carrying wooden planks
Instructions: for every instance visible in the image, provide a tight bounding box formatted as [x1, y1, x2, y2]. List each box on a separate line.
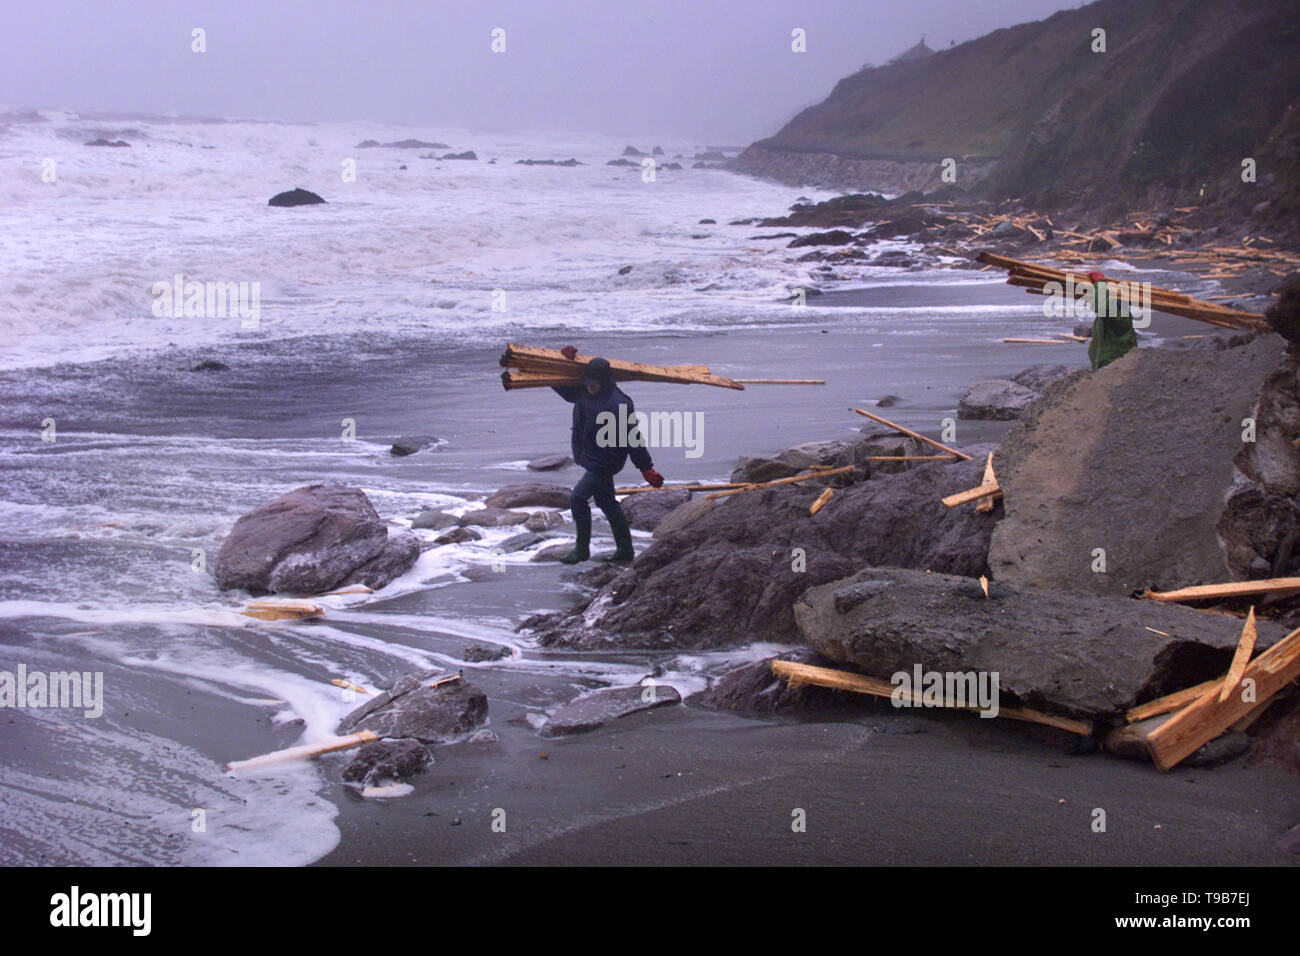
[1085, 270, 1139, 370]
[552, 346, 665, 563]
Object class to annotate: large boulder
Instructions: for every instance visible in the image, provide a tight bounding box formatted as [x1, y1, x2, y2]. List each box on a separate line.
[484, 483, 571, 509]
[957, 380, 1039, 421]
[268, 188, 325, 207]
[346, 532, 420, 590]
[539, 684, 681, 737]
[794, 567, 1287, 721]
[622, 489, 691, 531]
[989, 335, 1287, 595]
[341, 738, 432, 787]
[522, 456, 996, 651]
[390, 435, 439, 456]
[214, 484, 400, 594]
[337, 673, 487, 743]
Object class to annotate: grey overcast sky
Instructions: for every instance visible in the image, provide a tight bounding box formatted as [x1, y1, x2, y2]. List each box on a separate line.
[1, 0, 1081, 142]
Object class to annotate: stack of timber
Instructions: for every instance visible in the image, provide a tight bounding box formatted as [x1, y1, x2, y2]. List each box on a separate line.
[499, 344, 744, 390]
[976, 252, 1269, 332]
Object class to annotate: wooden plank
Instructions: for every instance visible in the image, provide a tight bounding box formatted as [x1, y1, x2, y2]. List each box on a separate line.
[1146, 626, 1300, 769]
[330, 679, 375, 696]
[242, 599, 325, 621]
[1125, 679, 1222, 723]
[770, 660, 1091, 735]
[976, 453, 998, 513]
[1003, 338, 1072, 345]
[500, 344, 745, 390]
[615, 482, 749, 495]
[227, 731, 379, 772]
[1218, 607, 1259, 703]
[853, 408, 971, 460]
[733, 379, 826, 385]
[862, 455, 957, 461]
[1144, 577, 1300, 603]
[704, 465, 855, 500]
[941, 481, 1002, 509]
[809, 488, 834, 516]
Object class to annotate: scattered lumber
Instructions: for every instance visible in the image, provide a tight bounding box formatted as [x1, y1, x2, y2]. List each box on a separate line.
[770, 660, 1091, 735]
[331, 678, 375, 696]
[1143, 577, 1300, 603]
[853, 408, 970, 460]
[976, 453, 998, 514]
[977, 251, 1269, 332]
[499, 344, 745, 391]
[734, 379, 825, 385]
[862, 455, 957, 461]
[704, 465, 855, 499]
[809, 488, 834, 516]
[227, 731, 378, 772]
[1146, 625, 1300, 769]
[242, 599, 325, 621]
[1218, 608, 1259, 703]
[615, 482, 749, 495]
[1125, 679, 1221, 723]
[941, 480, 1002, 509]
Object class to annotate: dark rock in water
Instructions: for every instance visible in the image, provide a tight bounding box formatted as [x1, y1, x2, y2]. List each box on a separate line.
[341, 738, 432, 786]
[653, 146, 665, 156]
[730, 456, 806, 485]
[1072, 322, 1093, 338]
[990, 336, 1286, 596]
[268, 188, 326, 207]
[531, 543, 574, 562]
[214, 484, 390, 594]
[440, 150, 477, 160]
[698, 218, 716, 224]
[485, 483, 571, 509]
[434, 527, 481, 545]
[607, 158, 638, 167]
[398, 164, 407, 170]
[524, 456, 996, 650]
[618, 265, 633, 275]
[526, 454, 571, 471]
[346, 531, 419, 589]
[338, 672, 488, 743]
[1009, 363, 1073, 392]
[789, 229, 854, 248]
[411, 509, 458, 530]
[622, 145, 647, 156]
[523, 510, 564, 532]
[85, 138, 130, 147]
[660, 162, 682, 171]
[877, 394, 903, 407]
[957, 380, 1038, 420]
[463, 642, 511, 663]
[516, 158, 582, 166]
[356, 138, 448, 149]
[695, 150, 726, 161]
[539, 683, 681, 737]
[702, 649, 878, 715]
[497, 532, 544, 553]
[459, 507, 529, 528]
[870, 250, 915, 267]
[190, 359, 229, 372]
[754, 233, 799, 241]
[795, 566, 1287, 721]
[622, 489, 691, 531]
[390, 434, 439, 456]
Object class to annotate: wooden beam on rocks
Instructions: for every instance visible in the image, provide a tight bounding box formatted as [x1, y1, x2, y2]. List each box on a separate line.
[1219, 608, 1259, 703]
[809, 488, 834, 516]
[1146, 626, 1300, 769]
[1143, 577, 1300, 603]
[704, 465, 855, 499]
[227, 731, 378, 772]
[242, 599, 325, 621]
[853, 408, 971, 460]
[770, 660, 1092, 735]
[615, 482, 749, 495]
[941, 480, 1002, 509]
[1125, 679, 1222, 723]
[976, 453, 998, 513]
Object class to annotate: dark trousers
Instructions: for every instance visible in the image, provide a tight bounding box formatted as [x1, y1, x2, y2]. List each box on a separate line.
[570, 469, 622, 535]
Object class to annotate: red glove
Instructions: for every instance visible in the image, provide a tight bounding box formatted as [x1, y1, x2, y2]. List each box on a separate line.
[560, 345, 578, 360]
[642, 468, 664, 488]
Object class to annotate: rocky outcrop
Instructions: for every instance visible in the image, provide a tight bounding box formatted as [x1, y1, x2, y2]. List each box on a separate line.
[794, 567, 1286, 721]
[214, 484, 415, 594]
[701, 649, 876, 715]
[267, 188, 326, 207]
[621, 489, 691, 531]
[957, 380, 1039, 421]
[539, 684, 681, 737]
[731, 145, 996, 195]
[989, 336, 1286, 596]
[390, 435, 439, 456]
[521, 455, 997, 650]
[337, 672, 487, 743]
[484, 484, 571, 509]
[356, 139, 448, 149]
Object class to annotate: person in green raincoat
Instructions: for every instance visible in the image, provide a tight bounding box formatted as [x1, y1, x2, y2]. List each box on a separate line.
[1084, 270, 1139, 369]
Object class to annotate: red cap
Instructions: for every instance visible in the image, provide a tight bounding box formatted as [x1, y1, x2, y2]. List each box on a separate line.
[1087, 270, 1106, 282]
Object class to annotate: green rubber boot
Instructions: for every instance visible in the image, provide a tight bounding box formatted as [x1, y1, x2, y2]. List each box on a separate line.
[558, 515, 591, 564]
[599, 509, 635, 563]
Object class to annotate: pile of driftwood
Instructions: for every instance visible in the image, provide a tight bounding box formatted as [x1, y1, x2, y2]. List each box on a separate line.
[977, 251, 1270, 331]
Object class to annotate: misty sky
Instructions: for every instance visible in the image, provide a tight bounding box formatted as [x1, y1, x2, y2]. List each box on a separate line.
[3, 0, 1081, 142]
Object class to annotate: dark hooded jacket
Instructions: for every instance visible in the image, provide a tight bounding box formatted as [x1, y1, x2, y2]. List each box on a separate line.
[553, 380, 654, 476]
